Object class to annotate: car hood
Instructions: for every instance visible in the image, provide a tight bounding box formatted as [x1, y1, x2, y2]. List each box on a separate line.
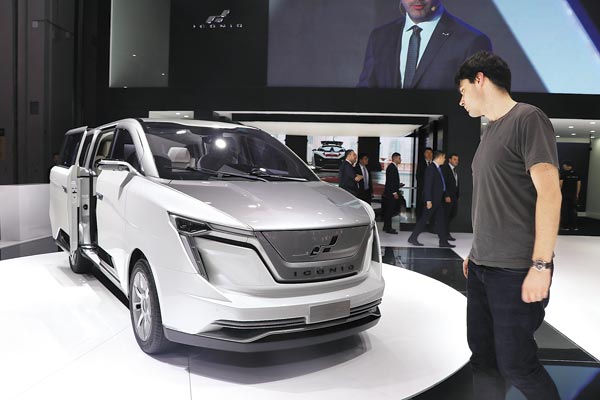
[167, 180, 372, 231]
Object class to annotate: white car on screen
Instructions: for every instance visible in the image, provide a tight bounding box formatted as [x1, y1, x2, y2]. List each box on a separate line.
[49, 118, 384, 354]
[312, 140, 346, 170]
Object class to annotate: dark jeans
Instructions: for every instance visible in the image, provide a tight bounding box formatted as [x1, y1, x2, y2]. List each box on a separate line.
[467, 261, 559, 400]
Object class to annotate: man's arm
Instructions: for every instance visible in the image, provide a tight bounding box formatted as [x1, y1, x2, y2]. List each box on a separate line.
[522, 163, 561, 303]
[423, 167, 433, 207]
[576, 180, 581, 200]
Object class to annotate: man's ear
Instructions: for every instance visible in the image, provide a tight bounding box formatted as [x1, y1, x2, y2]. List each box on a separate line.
[475, 72, 485, 86]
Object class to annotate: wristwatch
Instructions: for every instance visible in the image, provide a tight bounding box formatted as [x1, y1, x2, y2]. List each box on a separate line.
[531, 259, 553, 272]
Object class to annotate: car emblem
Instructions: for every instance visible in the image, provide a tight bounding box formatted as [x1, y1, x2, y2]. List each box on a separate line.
[310, 235, 339, 256]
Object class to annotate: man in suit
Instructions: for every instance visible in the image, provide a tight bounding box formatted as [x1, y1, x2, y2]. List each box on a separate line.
[358, 0, 492, 89]
[382, 152, 405, 234]
[338, 149, 362, 196]
[355, 153, 373, 204]
[415, 147, 433, 219]
[441, 153, 460, 240]
[408, 150, 454, 247]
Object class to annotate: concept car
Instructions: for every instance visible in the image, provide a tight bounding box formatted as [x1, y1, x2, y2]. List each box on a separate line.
[312, 140, 346, 170]
[50, 119, 384, 354]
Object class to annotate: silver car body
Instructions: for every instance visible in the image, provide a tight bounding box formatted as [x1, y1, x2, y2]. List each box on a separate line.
[49, 118, 384, 352]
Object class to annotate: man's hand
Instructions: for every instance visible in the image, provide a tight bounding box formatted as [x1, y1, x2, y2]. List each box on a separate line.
[355, 175, 363, 182]
[399, 182, 406, 188]
[393, 192, 399, 200]
[521, 268, 552, 303]
[445, 196, 452, 203]
[463, 258, 468, 279]
[426, 201, 432, 209]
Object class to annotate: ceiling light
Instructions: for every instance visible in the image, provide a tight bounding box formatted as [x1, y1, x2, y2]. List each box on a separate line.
[161, 73, 166, 76]
[123, 86, 127, 89]
[592, 136, 596, 139]
[591, 130, 596, 133]
[175, 112, 181, 115]
[568, 126, 574, 129]
[571, 133, 576, 136]
[132, 54, 137, 57]
[591, 121, 596, 125]
[183, 115, 189, 118]
[555, 135, 560, 138]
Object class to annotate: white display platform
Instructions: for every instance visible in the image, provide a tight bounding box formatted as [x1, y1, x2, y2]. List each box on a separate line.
[0, 252, 469, 400]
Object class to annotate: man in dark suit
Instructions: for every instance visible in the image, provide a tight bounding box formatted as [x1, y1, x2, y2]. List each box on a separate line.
[355, 153, 373, 204]
[338, 149, 362, 196]
[358, 0, 492, 89]
[408, 150, 454, 247]
[382, 152, 405, 234]
[441, 153, 460, 240]
[415, 147, 433, 219]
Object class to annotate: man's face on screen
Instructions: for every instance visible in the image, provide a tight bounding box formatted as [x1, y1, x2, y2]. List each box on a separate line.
[401, 0, 442, 23]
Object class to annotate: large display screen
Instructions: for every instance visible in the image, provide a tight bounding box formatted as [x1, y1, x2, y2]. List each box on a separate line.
[268, 0, 600, 94]
[110, 0, 600, 94]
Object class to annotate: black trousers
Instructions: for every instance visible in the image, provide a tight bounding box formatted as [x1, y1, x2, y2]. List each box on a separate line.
[357, 190, 372, 204]
[467, 261, 559, 400]
[561, 196, 578, 229]
[382, 195, 397, 230]
[444, 198, 458, 235]
[409, 202, 447, 244]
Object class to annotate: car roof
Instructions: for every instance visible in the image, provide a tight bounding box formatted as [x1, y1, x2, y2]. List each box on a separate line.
[139, 118, 256, 130]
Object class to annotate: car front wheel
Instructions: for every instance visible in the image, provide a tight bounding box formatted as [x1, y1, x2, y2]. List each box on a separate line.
[129, 258, 170, 354]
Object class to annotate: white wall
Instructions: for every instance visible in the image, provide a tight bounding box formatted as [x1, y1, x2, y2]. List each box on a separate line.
[0, 184, 51, 241]
[586, 139, 600, 219]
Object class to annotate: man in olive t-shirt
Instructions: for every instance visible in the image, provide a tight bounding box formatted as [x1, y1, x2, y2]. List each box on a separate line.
[455, 52, 561, 400]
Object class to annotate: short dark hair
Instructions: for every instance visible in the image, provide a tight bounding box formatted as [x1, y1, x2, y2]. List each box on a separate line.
[358, 153, 369, 161]
[391, 152, 401, 159]
[433, 150, 446, 159]
[344, 149, 355, 158]
[562, 160, 574, 167]
[424, 147, 433, 153]
[449, 153, 459, 159]
[455, 51, 512, 93]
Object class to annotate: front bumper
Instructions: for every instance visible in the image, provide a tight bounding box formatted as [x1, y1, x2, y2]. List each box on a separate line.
[164, 300, 381, 352]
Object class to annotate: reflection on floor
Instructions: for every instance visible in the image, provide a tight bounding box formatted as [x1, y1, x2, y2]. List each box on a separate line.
[383, 246, 600, 399]
[0, 236, 58, 261]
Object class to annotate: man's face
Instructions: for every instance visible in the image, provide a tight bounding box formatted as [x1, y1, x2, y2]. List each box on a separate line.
[449, 155, 459, 167]
[348, 152, 357, 164]
[562, 164, 572, 171]
[458, 77, 484, 118]
[359, 156, 369, 166]
[424, 149, 433, 161]
[393, 155, 402, 165]
[435, 154, 446, 164]
[401, 0, 442, 23]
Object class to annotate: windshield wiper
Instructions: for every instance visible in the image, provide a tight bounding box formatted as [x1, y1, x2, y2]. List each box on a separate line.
[168, 166, 268, 182]
[249, 168, 308, 182]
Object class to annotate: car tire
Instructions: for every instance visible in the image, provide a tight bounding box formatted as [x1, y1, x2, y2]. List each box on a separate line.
[69, 248, 93, 274]
[129, 258, 170, 354]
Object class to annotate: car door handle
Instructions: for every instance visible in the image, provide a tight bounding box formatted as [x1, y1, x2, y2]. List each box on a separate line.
[97, 192, 104, 200]
[62, 185, 68, 193]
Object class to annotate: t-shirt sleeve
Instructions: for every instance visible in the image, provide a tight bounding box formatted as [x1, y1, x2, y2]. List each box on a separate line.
[519, 108, 559, 172]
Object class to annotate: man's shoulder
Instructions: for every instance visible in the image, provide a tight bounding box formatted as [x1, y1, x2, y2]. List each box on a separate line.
[370, 17, 404, 38]
[443, 10, 489, 40]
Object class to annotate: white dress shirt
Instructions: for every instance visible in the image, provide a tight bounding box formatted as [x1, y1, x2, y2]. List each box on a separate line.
[400, 5, 444, 87]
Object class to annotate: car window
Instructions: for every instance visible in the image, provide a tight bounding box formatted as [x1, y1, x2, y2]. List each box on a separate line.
[107, 129, 142, 173]
[89, 130, 114, 172]
[59, 133, 84, 167]
[77, 133, 94, 167]
[141, 122, 319, 182]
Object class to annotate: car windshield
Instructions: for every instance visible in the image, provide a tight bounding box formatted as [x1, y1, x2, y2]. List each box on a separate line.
[141, 121, 319, 182]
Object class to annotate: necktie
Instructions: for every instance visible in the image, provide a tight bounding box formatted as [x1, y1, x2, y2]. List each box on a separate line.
[437, 165, 446, 192]
[403, 25, 422, 88]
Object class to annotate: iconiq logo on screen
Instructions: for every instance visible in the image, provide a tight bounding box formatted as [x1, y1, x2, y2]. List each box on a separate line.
[193, 9, 244, 30]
